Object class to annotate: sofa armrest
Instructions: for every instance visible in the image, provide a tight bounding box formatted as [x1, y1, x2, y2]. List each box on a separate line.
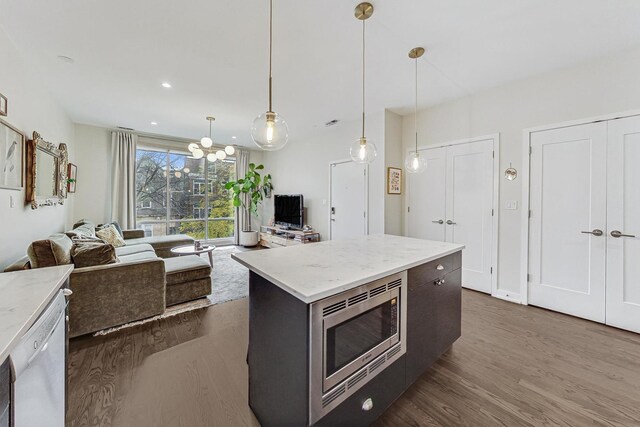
[122, 229, 145, 239]
[69, 258, 166, 337]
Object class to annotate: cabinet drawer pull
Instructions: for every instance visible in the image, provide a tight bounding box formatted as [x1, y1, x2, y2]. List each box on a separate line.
[434, 279, 445, 286]
[436, 264, 444, 271]
[362, 398, 373, 411]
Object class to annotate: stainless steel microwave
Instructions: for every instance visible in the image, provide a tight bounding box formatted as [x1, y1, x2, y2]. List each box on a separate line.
[309, 271, 407, 424]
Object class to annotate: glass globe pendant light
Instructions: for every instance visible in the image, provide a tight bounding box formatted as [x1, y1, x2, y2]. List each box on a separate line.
[404, 47, 427, 174]
[350, 3, 377, 164]
[251, 0, 288, 151]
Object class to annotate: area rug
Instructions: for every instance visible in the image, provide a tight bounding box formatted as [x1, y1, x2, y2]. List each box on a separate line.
[93, 245, 252, 336]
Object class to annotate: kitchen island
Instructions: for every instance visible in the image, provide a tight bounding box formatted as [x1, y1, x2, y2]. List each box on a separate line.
[232, 234, 464, 427]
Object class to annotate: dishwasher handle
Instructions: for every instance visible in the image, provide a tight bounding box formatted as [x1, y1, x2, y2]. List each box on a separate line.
[25, 308, 65, 366]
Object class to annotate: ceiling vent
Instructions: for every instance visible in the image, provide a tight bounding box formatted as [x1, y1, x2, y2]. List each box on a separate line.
[325, 119, 340, 127]
[117, 126, 135, 131]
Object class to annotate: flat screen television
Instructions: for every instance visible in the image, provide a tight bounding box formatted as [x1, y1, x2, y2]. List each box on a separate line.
[274, 194, 304, 229]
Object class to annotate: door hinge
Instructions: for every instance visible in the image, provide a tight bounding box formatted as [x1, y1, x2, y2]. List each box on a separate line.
[490, 267, 493, 274]
[492, 151, 495, 159]
[408, 206, 410, 213]
[529, 146, 532, 155]
[491, 209, 494, 216]
[364, 211, 366, 218]
[527, 273, 531, 282]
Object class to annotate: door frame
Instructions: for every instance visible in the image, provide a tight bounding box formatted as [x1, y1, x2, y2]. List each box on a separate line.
[328, 159, 369, 240]
[403, 133, 500, 298]
[519, 109, 640, 306]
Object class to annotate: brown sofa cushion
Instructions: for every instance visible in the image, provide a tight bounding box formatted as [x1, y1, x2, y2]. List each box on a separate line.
[26, 233, 73, 268]
[115, 243, 155, 257]
[70, 240, 117, 268]
[163, 255, 211, 285]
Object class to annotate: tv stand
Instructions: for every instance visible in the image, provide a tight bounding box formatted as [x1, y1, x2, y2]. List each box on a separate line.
[259, 226, 320, 248]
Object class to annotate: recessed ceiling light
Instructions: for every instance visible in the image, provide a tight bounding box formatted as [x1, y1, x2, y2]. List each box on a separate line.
[57, 55, 74, 64]
[232, 136, 237, 139]
[151, 121, 158, 125]
[161, 82, 172, 88]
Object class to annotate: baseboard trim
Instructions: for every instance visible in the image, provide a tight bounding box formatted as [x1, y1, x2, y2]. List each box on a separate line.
[492, 289, 522, 304]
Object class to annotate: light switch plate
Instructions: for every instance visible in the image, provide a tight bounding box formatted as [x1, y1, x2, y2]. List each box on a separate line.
[505, 200, 518, 210]
[9, 195, 15, 208]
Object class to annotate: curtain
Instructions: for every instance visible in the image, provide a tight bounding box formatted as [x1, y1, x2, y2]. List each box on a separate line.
[234, 149, 250, 244]
[110, 131, 137, 229]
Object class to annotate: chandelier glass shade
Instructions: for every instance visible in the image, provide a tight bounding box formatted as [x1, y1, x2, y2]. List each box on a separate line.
[188, 116, 236, 161]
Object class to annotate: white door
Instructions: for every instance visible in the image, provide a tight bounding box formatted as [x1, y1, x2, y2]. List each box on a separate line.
[528, 122, 607, 323]
[445, 140, 494, 293]
[606, 116, 640, 333]
[407, 147, 446, 241]
[406, 138, 495, 294]
[330, 161, 367, 240]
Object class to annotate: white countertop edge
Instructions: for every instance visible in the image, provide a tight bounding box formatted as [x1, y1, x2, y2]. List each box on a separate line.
[0, 265, 73, 362]
[232, 245, 464, 304]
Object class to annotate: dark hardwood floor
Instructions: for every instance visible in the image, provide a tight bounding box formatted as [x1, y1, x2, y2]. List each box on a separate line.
[67, 290, 640, 427]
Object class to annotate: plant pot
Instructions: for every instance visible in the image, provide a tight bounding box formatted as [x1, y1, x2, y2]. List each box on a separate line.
[240, 230, 259, 247]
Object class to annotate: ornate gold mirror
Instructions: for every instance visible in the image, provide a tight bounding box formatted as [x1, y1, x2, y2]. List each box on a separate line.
[26, 132, 68, 209]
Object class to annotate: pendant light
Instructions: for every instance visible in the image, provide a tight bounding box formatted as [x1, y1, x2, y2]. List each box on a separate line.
[251, 0, 288, 151]
[188, 117, 236, 161]
[349, 2, 377, 164]
[405, 47, 427, 173]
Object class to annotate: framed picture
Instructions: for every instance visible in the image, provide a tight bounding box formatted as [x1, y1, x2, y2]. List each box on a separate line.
[0, 119, 24, 190]
[387, 167, 402, 195]
[67, 163, 77, 193]
[0, 93, 6, 116]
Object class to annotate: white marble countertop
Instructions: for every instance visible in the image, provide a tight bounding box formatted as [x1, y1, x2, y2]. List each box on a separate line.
[0, 265, 73, 362]
[232, 234, 464, 304]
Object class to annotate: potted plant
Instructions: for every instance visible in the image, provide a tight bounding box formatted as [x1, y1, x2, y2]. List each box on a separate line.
[225, 163, 273, 247]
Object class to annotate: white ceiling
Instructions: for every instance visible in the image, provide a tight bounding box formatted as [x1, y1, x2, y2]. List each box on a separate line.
[1, 0, 640, 147]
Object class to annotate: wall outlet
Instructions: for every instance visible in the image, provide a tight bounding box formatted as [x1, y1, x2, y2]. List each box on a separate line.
[505, 200, 518, 210]
[9, 195, 15, 208]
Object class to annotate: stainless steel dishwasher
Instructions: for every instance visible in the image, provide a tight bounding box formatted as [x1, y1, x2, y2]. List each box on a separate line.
[10, 290, 67, 427]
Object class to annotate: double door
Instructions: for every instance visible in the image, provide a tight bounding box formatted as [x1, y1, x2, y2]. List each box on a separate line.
[407, 138, 495, 294]
[528, 115, 640, 333]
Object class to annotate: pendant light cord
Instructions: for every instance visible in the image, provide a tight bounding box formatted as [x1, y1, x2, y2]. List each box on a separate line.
[268, 0, 273, 112]
[361, 18, 366, 139]
[209, 118, 212, 139]
[415, 56, 418, 154]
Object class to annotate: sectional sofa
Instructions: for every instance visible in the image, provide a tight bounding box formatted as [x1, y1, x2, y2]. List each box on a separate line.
[5, 222, 213, 338]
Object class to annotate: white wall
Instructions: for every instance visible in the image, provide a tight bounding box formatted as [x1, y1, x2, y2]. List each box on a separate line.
[262, 111, 386, 240]
[73, 124, 111, 224]
[384, 110, 403, 235]
[0, 27, 75, 270]
[402, 46, 640, 300]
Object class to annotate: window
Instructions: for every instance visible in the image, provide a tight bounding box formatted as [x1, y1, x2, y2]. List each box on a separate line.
[135, 148, 236, 241]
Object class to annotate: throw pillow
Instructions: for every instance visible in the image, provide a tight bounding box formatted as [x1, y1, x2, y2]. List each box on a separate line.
[72, 219, 96, 229]
[70, 240, 117, 268]
[65, 223, 97, 239]
[26, 233, 73, 268]
[96, 221, 123, 238]
[96, 224, 126, 247]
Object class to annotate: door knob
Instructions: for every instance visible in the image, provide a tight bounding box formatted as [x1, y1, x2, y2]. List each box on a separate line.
[446, 220, 456, 225]
[611, 230, 635, 238]
[432, 219, 444, 224]
[581, 229, 603, 236]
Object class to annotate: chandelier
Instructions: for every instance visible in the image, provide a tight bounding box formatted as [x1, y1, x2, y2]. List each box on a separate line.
[188, 116, 235, 162]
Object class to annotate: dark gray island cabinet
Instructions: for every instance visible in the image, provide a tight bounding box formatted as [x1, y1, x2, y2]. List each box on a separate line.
[232, 235, 464, 427]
